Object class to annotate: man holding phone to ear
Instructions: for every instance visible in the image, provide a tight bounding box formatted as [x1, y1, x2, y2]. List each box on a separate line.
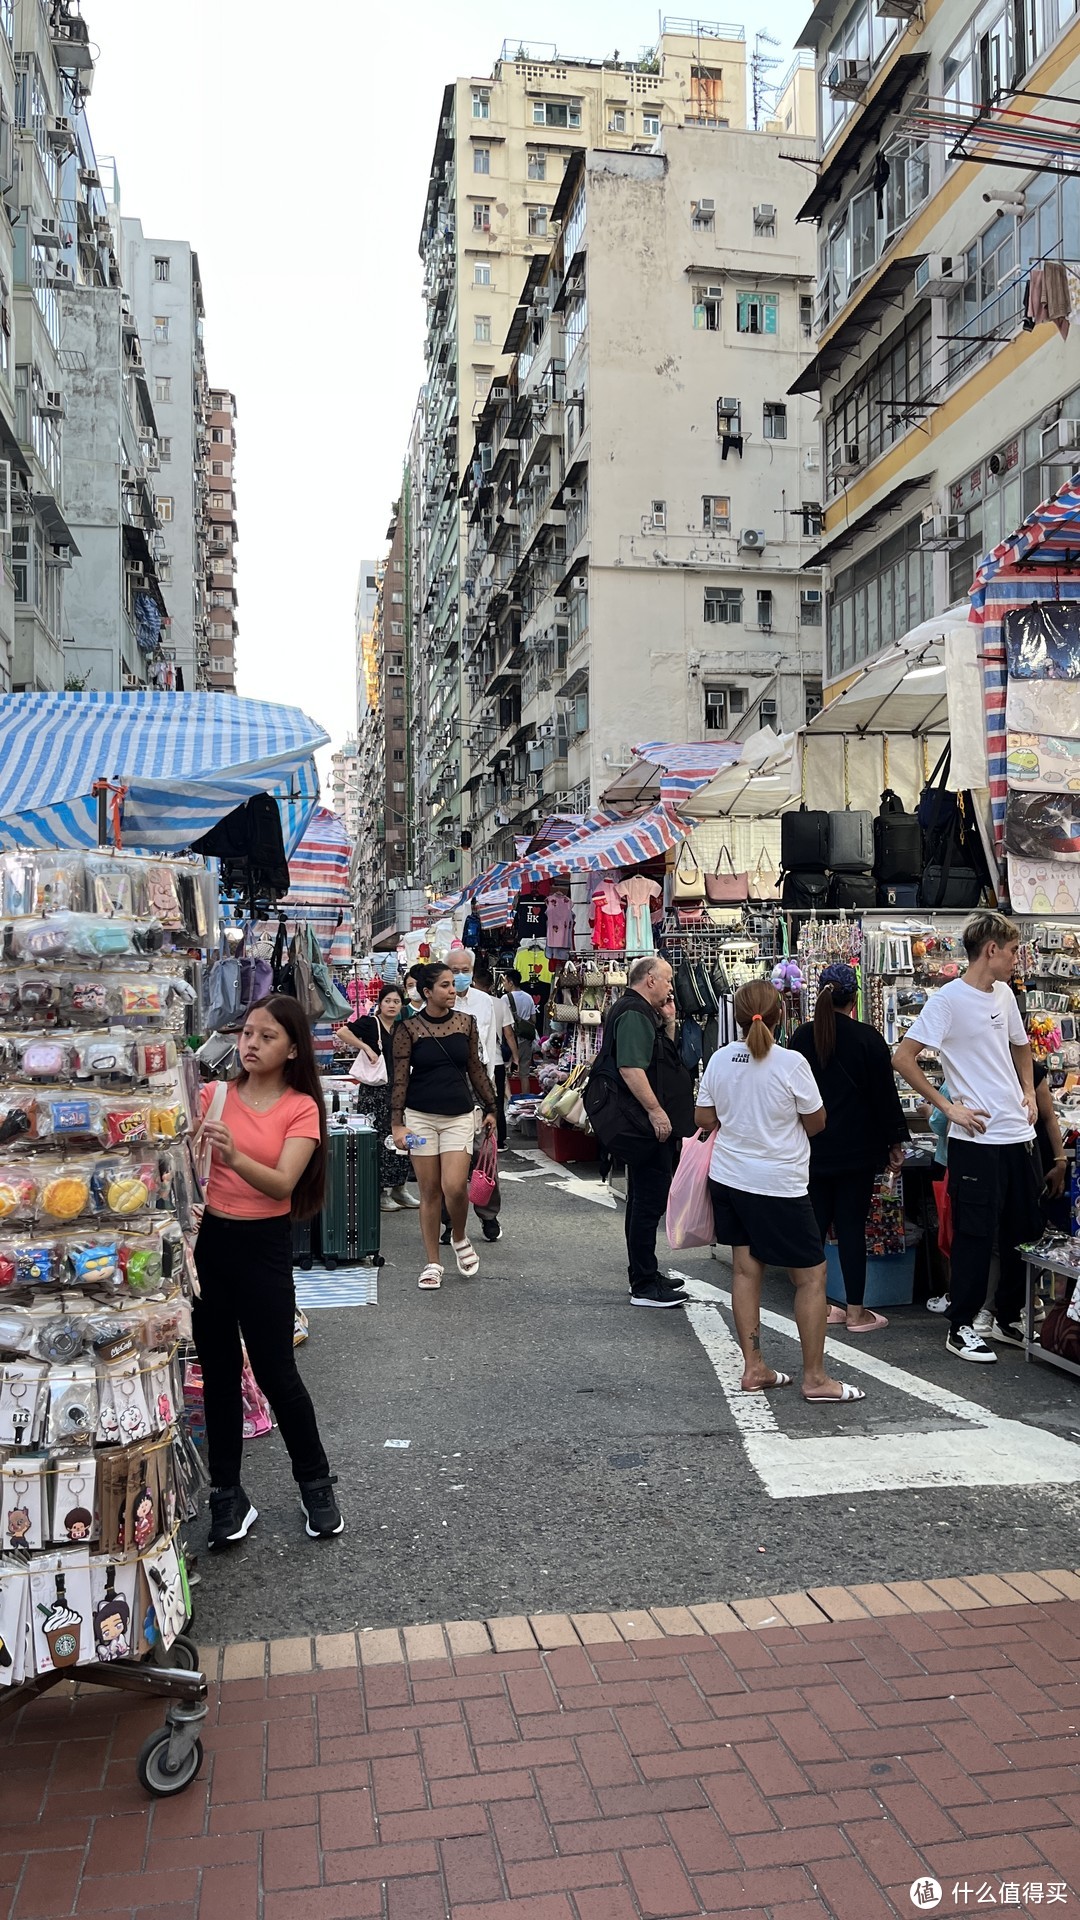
[893, 911, 1041, 1364]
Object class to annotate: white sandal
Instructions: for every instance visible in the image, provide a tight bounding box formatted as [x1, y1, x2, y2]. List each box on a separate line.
[451, 1236, 479, 1277]
[418, 1263, 443, 1290]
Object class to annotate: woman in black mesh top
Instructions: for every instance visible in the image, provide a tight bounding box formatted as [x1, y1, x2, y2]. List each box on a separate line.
[391, 961, 497, 1289]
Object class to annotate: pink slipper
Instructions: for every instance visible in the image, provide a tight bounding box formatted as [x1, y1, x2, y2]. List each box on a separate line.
[846, 1310, 889, 1333]
[826, 1305, 847, 1325]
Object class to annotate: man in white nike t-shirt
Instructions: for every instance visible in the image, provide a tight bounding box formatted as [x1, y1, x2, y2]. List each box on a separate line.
[893, 911, 1041, 1364]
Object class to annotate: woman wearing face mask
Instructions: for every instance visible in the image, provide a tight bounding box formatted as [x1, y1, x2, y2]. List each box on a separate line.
[402, 973, 423, 1016]
[390, 962, 497, 1290]
[333, 984, 418, 1213]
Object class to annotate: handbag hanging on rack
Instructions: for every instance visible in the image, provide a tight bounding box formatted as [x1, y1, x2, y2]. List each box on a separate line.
[704, 845, 748, 905]
[671, 840, 705, 904]
[747, 847, 781, 903]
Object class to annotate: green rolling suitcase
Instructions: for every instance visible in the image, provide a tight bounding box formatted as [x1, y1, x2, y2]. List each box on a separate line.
[319, 1127, 380, 1267]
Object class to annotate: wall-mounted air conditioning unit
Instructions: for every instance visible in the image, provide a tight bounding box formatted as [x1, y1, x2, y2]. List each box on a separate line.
[739, 528, 766, 552]
[826, 58, 871, 99]
[571, 573, 587, 591]
[38, 391, 64, 418]
[753, 203, 776, 226]
[48, 260, 73, 287]
[1041, 419, 1080, 461]
[802, 588, 823, 607]
[804, 447, 821, 471]
[831, 443, 861, 477]
[914, 253, 963, 298]
[46, 116, 75, 151]
[919, 513, 967, 550]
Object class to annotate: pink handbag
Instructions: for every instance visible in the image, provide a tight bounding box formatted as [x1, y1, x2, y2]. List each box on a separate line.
[467, 1134, 498, 1208]
[704, 845, 748, 905]
[665, 1130, 716, 1250]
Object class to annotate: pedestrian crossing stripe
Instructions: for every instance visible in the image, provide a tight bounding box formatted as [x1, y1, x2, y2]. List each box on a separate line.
[294, 1267, 379, 1309]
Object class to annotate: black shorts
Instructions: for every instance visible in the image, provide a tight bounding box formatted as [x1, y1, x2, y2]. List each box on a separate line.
[709, 1180, 824, 1270]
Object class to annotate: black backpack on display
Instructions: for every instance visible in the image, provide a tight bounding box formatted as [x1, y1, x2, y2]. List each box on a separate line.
[781, 871, 830, 911]
[826, 808, 874, 874]
[194, 793, 291, 909]
[827, 872, 878, 909]
[781, 805, 829, 873]
[876, 881, 920, 908]
[874, 788, 923, 884]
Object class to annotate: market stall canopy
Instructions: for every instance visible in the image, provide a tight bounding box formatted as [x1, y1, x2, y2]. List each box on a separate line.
[804, 611, 966, 738]
[603, 731, 797, 818]
[278, 806, 353, 967]
[0, 691, 327, 855]
[518, 803, 696, 878]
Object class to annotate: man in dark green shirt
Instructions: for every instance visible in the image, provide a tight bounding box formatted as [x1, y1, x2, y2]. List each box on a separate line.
[614, 954, 693, 1309]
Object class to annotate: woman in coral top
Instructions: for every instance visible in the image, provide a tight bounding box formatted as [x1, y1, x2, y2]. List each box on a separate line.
[194, 995, 341, 1549]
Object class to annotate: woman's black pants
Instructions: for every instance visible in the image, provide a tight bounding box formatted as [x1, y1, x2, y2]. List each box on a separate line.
[192, 1212, 330, 1489]
[808, 1168, 878, 1307]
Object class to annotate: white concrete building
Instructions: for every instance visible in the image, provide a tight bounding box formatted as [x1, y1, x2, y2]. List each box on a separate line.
[461, 120, 822, 865]
[121, 222, 208, 691]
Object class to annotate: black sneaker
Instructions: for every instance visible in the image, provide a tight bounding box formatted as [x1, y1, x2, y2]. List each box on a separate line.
[299, 1475, 344, 1539]
[209, 1485, 258, 1548]
[630, 1283, 687, 1309]
[990, 1319, 1026, 1348]
[481, 1219, 501, 1241]
[946, 1325, 997, 1363]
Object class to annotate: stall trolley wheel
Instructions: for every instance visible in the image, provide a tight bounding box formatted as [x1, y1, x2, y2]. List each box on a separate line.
[136, 1700, 207, 1797]
[164, 1633, 200, 1672]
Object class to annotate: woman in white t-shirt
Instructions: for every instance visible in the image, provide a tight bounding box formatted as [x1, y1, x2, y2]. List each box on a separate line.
[694, 980, 866, 1406]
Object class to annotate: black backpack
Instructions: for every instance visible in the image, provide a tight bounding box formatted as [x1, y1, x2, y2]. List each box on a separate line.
[194, 793, 291, 908]
[782, 871, 829, 911]
[917, 746, 988, 909]
[828, 872, 877, 909]
[874, 789, 922, 883]
[781, 805, 829, 873]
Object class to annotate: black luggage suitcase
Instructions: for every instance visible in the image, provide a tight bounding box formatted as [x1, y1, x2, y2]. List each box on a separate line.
[874, 789, 922, 883]
[826, 809, 874, 873]
[319, 1128, 380, 1267]
[781, 805, 829, 873]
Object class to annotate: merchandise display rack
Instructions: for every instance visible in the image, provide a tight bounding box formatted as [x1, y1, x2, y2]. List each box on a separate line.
[1020, 1248, 1080, 1381]
[0, 846, 215, 1796]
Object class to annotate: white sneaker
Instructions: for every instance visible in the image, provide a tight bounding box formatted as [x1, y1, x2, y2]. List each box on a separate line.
[380, 1194, 403, 1214]
[926, 1294, 950, 1314]
[390, 1186, 421, 1209]
[972, 1308, 994, 1335]
[946, 1324, 997, 1363]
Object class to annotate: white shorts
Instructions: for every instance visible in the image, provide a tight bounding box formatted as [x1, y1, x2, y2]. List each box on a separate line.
[404, 1107, 475, 1157]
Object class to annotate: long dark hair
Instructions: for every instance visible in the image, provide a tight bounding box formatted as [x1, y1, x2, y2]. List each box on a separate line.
[239, 994, 327, 1219]
[813, 964, 859, 1068]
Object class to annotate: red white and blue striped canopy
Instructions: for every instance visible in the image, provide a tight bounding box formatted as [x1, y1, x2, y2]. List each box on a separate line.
[633, 741, 743, 808]
[280, 806, 352, 909]
[519, 804, 694, 878]
[971, 475, 1080, 858]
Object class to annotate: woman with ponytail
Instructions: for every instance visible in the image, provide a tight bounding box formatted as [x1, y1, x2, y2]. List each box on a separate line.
[694, 980, 866, 1405]
[789, 963, 908, 1334]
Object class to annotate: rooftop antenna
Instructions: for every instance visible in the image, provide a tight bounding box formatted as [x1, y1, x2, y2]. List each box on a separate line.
[751, 29, 782, 130]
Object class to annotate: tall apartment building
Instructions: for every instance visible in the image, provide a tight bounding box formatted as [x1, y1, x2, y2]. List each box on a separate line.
[204, 387, 237, 691]
[416, 22, 757, 888]
[354, 558, 378, 735]
[329, 739, 362, 839]
[795, 0, 1080, 698]
[460, 114, 821, 868]
[121, 221, 210, 691]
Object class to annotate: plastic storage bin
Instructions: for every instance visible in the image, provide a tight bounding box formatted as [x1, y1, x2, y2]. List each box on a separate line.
[825, 1242, 915, 1309]
[536, 1118, 598, 1164]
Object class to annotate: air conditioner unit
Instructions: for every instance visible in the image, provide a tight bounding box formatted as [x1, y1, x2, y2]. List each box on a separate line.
[48, 260, 73, 287]
[831, 443, 861, 477]
[564, 487, 581, 503]
[38, 391, 64, 418]
[46, 542, 72, 569]
[760, 698, 778, 723]
[695, 197, 715, 214]
[914, 253, 963, 298]
[94, 217, 110, 244]
[80, 166, 101, 188]
[121, 465, 137, 484]
[554, 596, 568, 613]
[804, 447, 821, 471]
[718, 396, 740, 418]
[738, 528, 766, 552]
[651, 505, 666, 529]
[33, 215, 60, 246]
[46, 115, 75, 151]
[493, 808, 509, 825]
[571, 573, 587, 591]
[753, 203, 776, 225]
[802, 588, 823, 606]
[1041, 419, 1080, 461]
[826, 57, 871, 99]
[919, 512, 967, 550]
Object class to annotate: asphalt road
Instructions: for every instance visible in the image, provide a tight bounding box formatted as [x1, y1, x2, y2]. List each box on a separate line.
[188, 1144, 1080, 1647]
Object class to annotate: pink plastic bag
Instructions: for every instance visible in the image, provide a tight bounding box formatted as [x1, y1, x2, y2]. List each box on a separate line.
[665, 1130, 716, 1251]
[240, 1350, 273, 1439]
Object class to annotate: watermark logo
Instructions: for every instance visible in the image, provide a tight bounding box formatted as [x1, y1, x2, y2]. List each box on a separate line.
[910, 1882, 943, 1913]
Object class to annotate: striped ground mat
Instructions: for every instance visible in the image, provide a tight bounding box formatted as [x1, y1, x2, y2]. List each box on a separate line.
[293, 1267, 379, 1309]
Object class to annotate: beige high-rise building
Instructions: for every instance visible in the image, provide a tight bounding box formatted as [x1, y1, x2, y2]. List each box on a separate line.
[415, 24, 754, 888]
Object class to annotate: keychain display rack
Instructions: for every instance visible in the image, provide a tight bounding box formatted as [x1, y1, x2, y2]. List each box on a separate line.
[0, 846, 214, 1797]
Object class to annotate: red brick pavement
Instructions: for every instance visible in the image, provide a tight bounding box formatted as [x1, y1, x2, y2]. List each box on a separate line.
[3, 1598, 1080, 1918]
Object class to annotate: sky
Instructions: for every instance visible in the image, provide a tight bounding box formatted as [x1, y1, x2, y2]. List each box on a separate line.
[86, 0, 812, 777]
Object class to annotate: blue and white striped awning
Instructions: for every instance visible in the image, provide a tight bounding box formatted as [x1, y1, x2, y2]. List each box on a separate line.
[0, 692, 328, 855]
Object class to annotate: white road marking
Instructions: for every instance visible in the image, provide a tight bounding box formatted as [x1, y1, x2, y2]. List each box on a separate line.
[546, 1177, 618, 1209]
[673, 1270, 1080, 1498]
